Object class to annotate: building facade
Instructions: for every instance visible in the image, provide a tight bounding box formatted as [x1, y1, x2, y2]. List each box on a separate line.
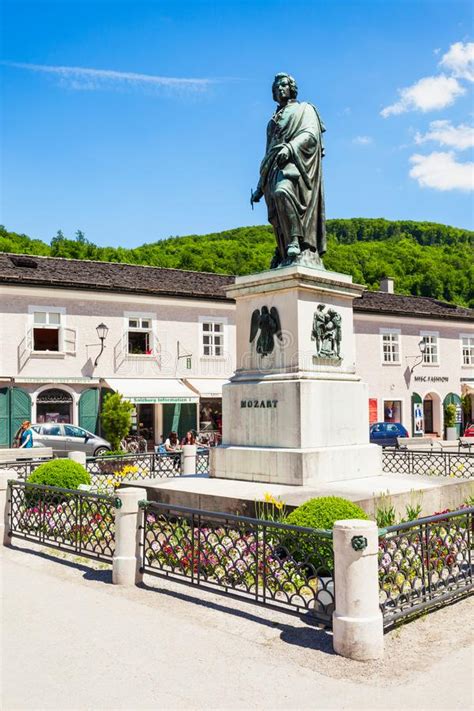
[0, 254, 473, 447]
[0, 254, 235, 447]
[353, 279, 474, 437]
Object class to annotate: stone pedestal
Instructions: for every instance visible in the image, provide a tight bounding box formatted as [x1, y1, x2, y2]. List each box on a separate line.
[210, 265, 381, 485]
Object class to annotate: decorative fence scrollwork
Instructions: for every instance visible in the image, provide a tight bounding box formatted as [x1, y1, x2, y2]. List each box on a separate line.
[382, 449, 474, 478]
[379, 506, 473, 627]
[139, 501, 335, 626]
[7, 480, 119, 561]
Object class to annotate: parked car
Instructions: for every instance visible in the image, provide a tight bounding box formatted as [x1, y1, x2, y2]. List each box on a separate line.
[30, 423, 111, 457]
[463, 424, 474, 437]
[370, 422, 409, 447]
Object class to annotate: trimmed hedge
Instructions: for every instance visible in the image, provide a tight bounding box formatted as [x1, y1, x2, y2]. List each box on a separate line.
[28, 459, 91, 490]
[285, 496, 369, 530]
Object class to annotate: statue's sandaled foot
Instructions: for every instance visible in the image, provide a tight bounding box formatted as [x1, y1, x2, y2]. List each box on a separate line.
[286, 239, 301, 258]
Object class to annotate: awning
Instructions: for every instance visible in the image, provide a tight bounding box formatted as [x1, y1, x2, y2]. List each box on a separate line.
[105, 378, 199, 404]
[185, 379, 229, 398]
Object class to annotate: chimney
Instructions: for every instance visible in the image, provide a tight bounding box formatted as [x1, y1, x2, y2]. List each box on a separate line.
[380, 277, 394, 294]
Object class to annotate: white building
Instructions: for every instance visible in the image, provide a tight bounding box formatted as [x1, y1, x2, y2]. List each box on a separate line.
[0, 255, 472, 446]
[0, 253, 235, 446]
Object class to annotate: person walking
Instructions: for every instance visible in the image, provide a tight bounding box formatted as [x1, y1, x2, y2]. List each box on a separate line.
[17, 421, 34, 449]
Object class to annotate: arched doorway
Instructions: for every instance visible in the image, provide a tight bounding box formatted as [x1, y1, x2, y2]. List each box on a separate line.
[36, 388, 73, 424]
[423, 392, 442, 436]
[443, 393, 462, 437]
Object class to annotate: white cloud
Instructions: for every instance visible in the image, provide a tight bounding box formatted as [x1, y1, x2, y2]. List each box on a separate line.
[2, 61, 215, 93]
[352, 135, 373, 145]
[414, 120, 474, 150]
[381, 75, 465, 117]
[409, 151, 474, 191]
[439, 41, 474, 82]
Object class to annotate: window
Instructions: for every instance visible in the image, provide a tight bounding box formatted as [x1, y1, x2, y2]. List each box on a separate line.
[202, 321, 224, 357]
[64, 425, 87, 438]
[32, 310, 61, 351]
[127, 316, 153, 355]
[381, 331, 400, 363]
[421, 333, 439, 364]
[461, 335, 474, 366]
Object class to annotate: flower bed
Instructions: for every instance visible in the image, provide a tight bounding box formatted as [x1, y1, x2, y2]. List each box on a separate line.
[378, 507, 473, 621]
[143, 508, 335, 618]
[9, 481, 117, 559]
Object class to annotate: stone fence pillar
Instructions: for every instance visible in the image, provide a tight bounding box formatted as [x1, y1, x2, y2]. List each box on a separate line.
[68, 451, 87, 466]
[181, 444, 197, 476]
[332, 519, 384, 661]
[112, 487, 143, 586]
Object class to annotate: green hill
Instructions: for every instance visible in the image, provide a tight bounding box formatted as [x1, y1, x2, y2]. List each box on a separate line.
[1, 219, 473, 307]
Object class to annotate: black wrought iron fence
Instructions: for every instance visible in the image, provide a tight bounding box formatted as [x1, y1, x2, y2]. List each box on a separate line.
[196, 450, 209, 475]
[86, 451, 182, 487]
[139, 501, 335, 626]
[7, 480, 119, 561]
[378, 506, 473, 627]
[382, 449, 474, 478]
[0, 458, 49, 480]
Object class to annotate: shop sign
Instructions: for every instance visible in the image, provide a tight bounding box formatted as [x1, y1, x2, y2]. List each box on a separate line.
[414, 376, 449, 383]
[131, 397, 198, 404]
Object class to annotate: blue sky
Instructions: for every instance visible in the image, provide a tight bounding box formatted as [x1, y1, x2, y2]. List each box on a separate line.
[1, 0, 473, 248]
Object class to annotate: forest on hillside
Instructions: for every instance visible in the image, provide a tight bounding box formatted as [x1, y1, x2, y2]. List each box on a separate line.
[1, 218, 473, 307]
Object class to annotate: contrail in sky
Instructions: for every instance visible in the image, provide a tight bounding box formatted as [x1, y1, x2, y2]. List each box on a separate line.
[2, 61, 216, 93]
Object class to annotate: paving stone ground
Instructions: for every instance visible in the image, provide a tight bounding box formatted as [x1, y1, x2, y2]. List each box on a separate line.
[1, 541, 473, 711]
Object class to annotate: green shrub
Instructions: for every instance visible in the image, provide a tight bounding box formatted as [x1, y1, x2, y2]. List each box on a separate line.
[285, 496, 369, 530]
[282, 497, 369, 576]
[444, 403, 457, 428]
[28, 459, 91, 490]
[100, 392, 134, 450]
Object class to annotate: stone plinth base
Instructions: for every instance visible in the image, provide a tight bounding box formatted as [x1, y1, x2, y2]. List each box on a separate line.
[210, 442, 381, 486]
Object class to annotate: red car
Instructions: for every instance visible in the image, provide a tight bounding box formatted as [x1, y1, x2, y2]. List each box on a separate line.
[464, 424, 474, 437]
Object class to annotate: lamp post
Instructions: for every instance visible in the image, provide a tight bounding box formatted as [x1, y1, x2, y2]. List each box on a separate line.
[410, 339, 427, 373]
[94, 323, 109, 367]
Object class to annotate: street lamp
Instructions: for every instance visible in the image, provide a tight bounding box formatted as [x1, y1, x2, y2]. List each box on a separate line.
[410, 339, 427, 373]
[94, 323, 109, 367]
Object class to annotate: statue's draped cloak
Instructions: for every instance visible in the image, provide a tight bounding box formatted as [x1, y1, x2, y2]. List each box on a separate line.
[259, 101, 326, 257]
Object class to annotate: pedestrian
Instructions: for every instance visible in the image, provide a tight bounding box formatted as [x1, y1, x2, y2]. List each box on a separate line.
[18, 420, 34, 449]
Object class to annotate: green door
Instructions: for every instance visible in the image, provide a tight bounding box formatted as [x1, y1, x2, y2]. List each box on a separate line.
[11, 388, 32, 446]
[79, 388, 100, 434]
[443, 393, 462, 436]
[163, 403, 197, 440]
[0, 388, 9, 447]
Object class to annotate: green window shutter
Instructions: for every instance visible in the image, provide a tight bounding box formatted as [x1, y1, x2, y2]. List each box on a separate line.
[11, 388, 32, 444]
[0, 388, 10, 447]
[79, 388, 100, 434]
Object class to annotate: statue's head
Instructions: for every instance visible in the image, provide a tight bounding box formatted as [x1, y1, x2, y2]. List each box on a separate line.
[272, 73, 298, 103]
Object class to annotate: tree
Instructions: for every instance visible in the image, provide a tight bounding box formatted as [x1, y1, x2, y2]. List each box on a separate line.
[100, 392, 134, 450]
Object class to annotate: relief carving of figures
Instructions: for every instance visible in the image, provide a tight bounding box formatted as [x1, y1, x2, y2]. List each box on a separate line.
[249, 306, 283, 357]
[311, 305, 342, 360]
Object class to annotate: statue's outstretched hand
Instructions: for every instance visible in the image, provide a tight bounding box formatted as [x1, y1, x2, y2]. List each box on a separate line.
[251, 188, 263, 205]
